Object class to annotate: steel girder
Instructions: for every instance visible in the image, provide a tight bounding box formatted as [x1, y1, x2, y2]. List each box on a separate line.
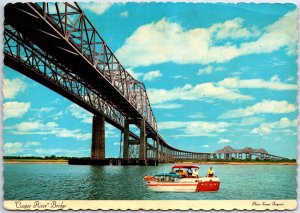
[4, 25, 126, 134]
[5, 2, 157, 133]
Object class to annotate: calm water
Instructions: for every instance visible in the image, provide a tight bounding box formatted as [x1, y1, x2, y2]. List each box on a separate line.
[4, 163, 296, 200]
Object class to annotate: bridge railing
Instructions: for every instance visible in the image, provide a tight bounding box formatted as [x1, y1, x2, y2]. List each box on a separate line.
[34, 2, 157, 131]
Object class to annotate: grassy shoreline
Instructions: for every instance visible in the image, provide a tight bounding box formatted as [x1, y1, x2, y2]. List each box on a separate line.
[3, 158, 296, 165]
[4, 159, 68, 164]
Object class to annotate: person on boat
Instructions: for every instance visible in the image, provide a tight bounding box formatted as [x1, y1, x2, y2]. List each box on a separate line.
[207, 167, 214, 177]
[192, 168, 199, 178]
[179, 169, 188, 178]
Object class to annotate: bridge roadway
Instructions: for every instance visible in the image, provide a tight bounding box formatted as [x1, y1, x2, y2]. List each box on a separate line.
[4, 2, 214, 165]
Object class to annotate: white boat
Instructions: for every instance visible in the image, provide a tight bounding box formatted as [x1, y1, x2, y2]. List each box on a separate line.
[144, 165, 220, 192]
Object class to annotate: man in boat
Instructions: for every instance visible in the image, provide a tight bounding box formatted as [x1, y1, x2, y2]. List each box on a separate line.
[207, 167, 214, 177]
[192, 168, 199, 178]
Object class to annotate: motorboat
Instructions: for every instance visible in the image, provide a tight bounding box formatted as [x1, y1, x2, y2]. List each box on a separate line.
[144, 165, 220, 192]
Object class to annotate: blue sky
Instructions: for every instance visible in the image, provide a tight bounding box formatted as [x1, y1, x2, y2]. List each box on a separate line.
[3, 2, 298, 158]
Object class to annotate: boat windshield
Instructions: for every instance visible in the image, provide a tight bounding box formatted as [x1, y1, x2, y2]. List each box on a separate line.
[170, 166, 199, 177]
[154, 173, 179, 182]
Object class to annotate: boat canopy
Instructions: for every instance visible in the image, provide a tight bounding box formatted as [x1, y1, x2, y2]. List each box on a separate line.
[172, 165, 199, 169]
[155, 173, 180, 178]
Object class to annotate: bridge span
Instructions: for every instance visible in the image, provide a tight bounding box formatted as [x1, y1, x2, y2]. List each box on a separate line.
[4, 3, 288, 165]
[4, 2, 211, 165]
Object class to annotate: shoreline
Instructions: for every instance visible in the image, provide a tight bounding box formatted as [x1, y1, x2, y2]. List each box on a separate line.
[4, 160, 68, 164]
[3, 159, 296, 165]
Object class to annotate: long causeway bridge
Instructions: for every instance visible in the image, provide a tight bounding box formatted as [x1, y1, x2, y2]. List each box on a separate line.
[4, 2, 288, 165]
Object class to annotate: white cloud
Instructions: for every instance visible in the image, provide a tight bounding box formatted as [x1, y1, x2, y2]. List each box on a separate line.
[67, 104, 92, 124]
[218, 138, 230, 144]
[127, 69, 162, 81]
[120, 11, 128, 18]
[3, 78, 27, 99]
[220, 100, 296, 119]
[116, 11, 296, 67]
[252, 117, 297, 136]
[240, 116, 265, 126]
[203, 145, 210, 148]
[158, 121, 230, 137]
[25, 142, 41, 147]
[127, 68, 143, 80]
[148, 83, 252, 104]
[210, 18, 260, 40]
[239, 10, 297, 55]
[55, 129, 91, 141]
[143, 70, 162, 81]
[9, 121, 57, 132]
[80, 2, 112, 15]
[218, 77, 297, 91]
[287, 76, 295, 82]
[7, 120, 91, 141]
[187, 113, 205, 119]
[173, 75, 187, 79]
[197, 66, 225, 75]
[152, 103, 183, 109]
[34, 148, 90, 157]
[4, 101, 30, 120]
[4, 142, 24, 155]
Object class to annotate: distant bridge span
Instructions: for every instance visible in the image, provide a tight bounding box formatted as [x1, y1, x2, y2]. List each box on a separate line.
[4, 3, 287, 164]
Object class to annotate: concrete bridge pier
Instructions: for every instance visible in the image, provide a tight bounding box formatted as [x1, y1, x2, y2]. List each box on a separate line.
[139, 118, 147, 165]
[91, 115, 107, 164]
[156, 135, 160, 161]
[123, 120, 129, 160]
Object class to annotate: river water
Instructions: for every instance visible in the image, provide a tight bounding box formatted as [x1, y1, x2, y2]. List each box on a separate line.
[4, 163, 296, 200]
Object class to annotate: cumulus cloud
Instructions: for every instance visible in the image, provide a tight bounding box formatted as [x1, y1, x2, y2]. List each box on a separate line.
[220, 100, 296, 119]
[252, 117, 297, 136]
[152, 103, 183, 109]
[116, 11, 297, 67]
[4, 101, 30, 120]
[158, 121, 230, 137]
[209, 17, 260, 40]
[25, 141, 41, 147]
[4, 142, 24, 155]
[80, 2, 112, 15]
[67, 104, 92, 124]
[240, 116, 265, 126]
[143, 70, 162, 81]
[197, 66, 225, 75]
[148, 83, 252, 104]
[218, 76, 297, 90]
[203, 145, 210, 148]
[3, 78, 26, 99]
[218, 138, 230, 144]
[120, 11, 128, 18]
[7, 120, 91, 141]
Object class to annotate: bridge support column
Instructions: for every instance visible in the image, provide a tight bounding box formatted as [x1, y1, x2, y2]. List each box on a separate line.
[139, 119, 146, 164]
[156, 135, 160, 162]
[123, 120, 129, 159]
[91, 115, 105, 160]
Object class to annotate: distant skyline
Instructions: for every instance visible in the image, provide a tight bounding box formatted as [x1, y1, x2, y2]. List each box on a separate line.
[3, 2, 298, 158]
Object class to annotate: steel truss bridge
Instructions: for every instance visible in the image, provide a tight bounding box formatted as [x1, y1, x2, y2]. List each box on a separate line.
[214, 146, 287, 160]
[4, 3, 288, 164]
